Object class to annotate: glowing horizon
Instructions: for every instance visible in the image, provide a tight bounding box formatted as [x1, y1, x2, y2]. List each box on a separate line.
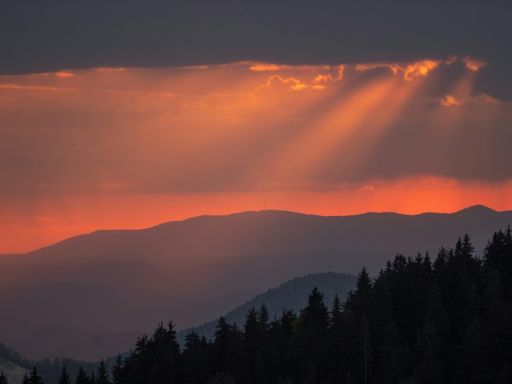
[2, 176, 512, 254]
[1, 58, 511, 253]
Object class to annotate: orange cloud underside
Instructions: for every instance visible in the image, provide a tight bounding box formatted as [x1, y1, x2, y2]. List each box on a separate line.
[1, 178, 512, 254]
[0, 58, 510, 253]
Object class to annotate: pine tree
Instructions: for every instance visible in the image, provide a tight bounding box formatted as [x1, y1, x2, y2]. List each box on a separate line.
[213, 317, 247, 383]
[353, 268, 372, 384]
[461, 234, 474, 258]
[327, 294, 346, 382]
[329, 294, 343, 328]
[75, 368, 90, 384]
[27, 368, 43, 384]
[485, 227, 512, 295]
[294, 288, 329, 384]
[302, 287, 329, 329]
[141, 322, 181, 384]
[59, 367, 71, 384]
[345, 268, 372, 319]
[182, 332, 211, 384]
[258, 305, 269, 329]
[95, 361, 111, 384]
[244, 308, 262, 382]
[111, 356, 123, 384]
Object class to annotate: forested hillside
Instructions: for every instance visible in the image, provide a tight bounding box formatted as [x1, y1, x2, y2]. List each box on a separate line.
[177, 272, 356, 344]
[14, 227, 510, 384]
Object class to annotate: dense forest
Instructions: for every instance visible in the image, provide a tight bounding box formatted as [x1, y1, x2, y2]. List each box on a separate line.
[4, 228, 512, 384]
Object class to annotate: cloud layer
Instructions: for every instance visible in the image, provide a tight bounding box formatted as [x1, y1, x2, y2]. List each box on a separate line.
[1, 60, 510, 197]
[1, 1, 511, 99]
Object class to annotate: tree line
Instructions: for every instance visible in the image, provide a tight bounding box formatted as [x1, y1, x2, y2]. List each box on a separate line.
[0, 343, 99, 384]
[3, 228, 512, 384]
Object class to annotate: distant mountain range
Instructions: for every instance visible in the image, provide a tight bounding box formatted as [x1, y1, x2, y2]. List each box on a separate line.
[0, 205, 510, 361]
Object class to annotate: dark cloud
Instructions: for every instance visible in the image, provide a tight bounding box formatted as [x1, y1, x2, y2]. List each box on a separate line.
[1, 1, 511, 98]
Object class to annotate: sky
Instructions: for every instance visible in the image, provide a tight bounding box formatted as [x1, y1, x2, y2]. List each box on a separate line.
[1, 1, 511, 253]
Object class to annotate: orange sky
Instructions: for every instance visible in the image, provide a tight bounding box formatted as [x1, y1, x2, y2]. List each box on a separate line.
[2, 177, 512, 254]
[1, 59, 511, 253]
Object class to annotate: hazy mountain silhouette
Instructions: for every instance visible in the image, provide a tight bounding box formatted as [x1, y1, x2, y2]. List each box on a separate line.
[0, 344, 29, 384]
[0, 206, 510, 361]
[0, 357, 26, 384]
[176, 272, 357, 344]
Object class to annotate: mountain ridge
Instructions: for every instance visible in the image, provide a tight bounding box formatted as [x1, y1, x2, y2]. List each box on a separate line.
[3, 205, 507, 257]
[1, 205, 511, 361]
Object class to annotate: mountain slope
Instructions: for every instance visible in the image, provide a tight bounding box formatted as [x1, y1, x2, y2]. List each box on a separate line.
[0, 205, 511, 360]
[0, 358, 27, 384]
[0, 344, 29, 384]
[177, 272, 357, 343]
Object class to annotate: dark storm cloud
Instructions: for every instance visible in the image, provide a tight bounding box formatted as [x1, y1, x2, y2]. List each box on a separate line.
[1, 0, 511, 99]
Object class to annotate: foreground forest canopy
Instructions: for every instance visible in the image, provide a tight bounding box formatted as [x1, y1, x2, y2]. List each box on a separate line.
[9, 228, 512, 384]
